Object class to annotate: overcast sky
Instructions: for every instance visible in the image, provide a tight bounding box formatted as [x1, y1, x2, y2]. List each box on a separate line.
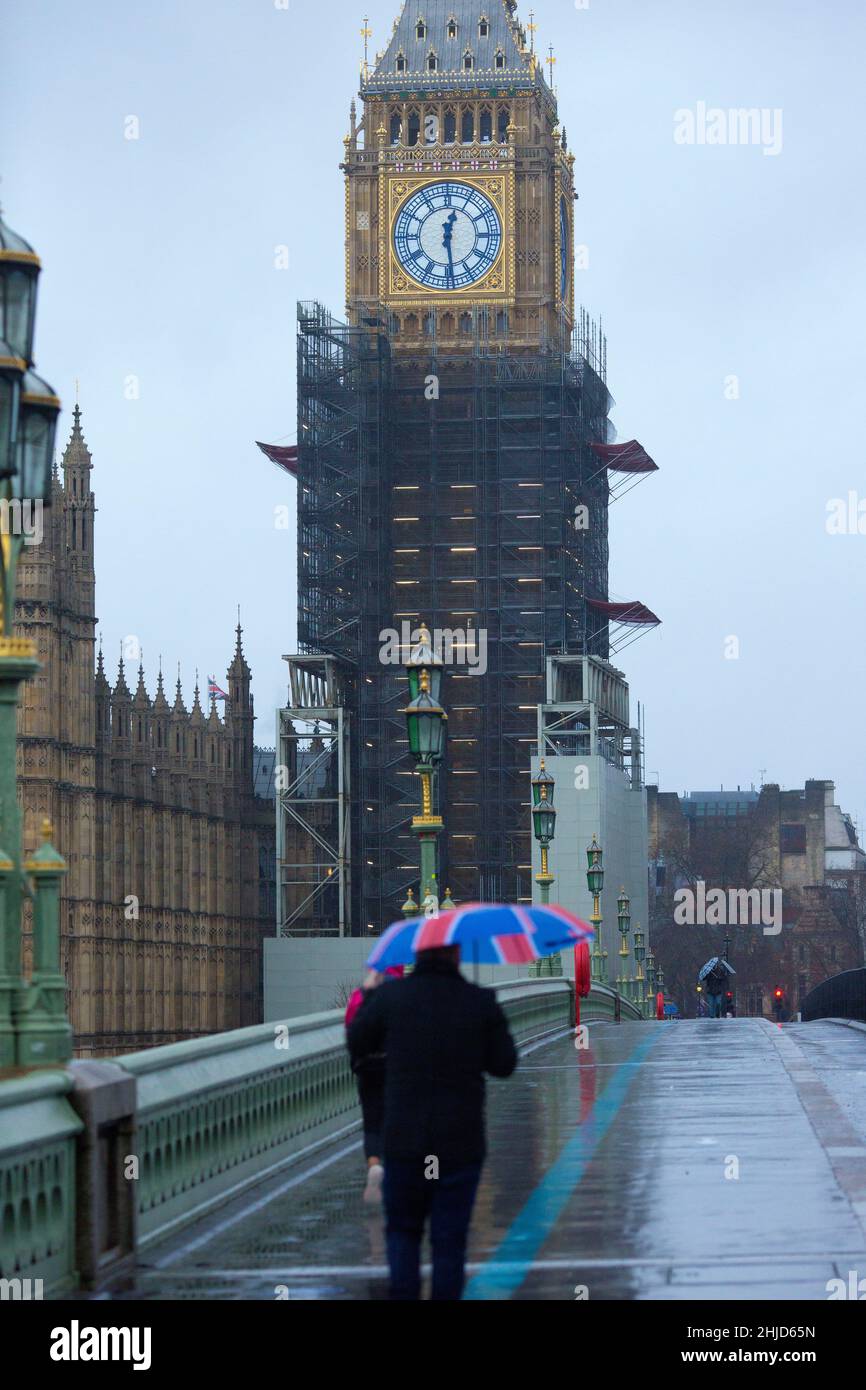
[3, 0, 864, 827]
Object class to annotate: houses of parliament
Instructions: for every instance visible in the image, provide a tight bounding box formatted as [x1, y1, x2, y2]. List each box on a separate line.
[14, 406, 275, 1055]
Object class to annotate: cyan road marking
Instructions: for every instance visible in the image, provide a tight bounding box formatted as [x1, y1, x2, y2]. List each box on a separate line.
[464, 1028, 663, 1300]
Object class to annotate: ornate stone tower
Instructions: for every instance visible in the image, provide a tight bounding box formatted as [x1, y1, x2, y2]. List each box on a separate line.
[292, 0, 614, 934]
[345, 0, 575, 350]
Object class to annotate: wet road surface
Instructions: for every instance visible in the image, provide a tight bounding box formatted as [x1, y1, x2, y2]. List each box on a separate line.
[108, 1018, 866, 1300]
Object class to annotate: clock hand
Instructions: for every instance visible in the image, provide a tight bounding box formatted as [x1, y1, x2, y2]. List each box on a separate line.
[442, 211, 458, 286]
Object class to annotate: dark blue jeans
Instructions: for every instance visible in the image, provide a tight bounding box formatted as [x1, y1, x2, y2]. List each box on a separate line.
[384, 1158, 483, 1300]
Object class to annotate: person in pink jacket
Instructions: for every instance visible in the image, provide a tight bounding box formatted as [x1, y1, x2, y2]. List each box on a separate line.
[345, 966, 404, 1204]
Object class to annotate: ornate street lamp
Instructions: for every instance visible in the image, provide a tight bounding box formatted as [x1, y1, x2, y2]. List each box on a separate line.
[531, 758, 560, 976]
[616, 889, 631, 997]
[400, 625, 447, 911]
[586, 835, 607, 983]
[646, 947, 656, 1019]
[0, 216, 39, 475]
[531, 759, 556, 904]
[633, 923, 646, 1016]
[656, 965, 666, 1017]
[0, 211, 68, 1069]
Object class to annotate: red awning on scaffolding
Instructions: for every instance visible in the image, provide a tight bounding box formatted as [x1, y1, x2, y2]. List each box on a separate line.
[257, 441, 298, 476]
[587, 600, 661, 626]
[589, 441, 658, 474]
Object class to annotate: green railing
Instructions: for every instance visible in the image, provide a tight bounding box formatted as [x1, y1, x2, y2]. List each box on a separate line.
[127, 981, 573, 1248]
[0, 1070, 82, 1292]
[0, 978, 580, 1291]
[581, 984, 646, 1023]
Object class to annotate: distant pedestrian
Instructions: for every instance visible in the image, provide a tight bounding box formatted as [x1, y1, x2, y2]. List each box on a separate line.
[348, 944, 517, 1300]
[345, 966, 403, 1205]
[703, 963, 727, 1018]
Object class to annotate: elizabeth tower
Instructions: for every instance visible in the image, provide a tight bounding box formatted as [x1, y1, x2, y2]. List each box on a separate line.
[291, 1, 613, 934]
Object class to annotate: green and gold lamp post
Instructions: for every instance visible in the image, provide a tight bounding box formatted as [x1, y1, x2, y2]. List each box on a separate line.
[633, 923, 646, 1015]
[645, 947, 657, 1020]
[531, 760, 556, 904]
[531, 759, 559, 976]
[616, 889, 631, 998]
[586, 835, 607, 983]
[401, 626, 447, 912]
[0, 211, 67, 1069]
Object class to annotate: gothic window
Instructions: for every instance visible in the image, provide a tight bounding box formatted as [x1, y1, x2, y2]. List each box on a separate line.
[175, 731, 181, 754]
[461, 108, 475, 142]
[390, 111, 402, 144]
[71, 513, 77, 548]
[416, 19, 426, 40]
[227, 747, 232, 768]
[396, 52, 407, 73]
[210, 742, 215, 764]
[460, 311, 473, 335]
[423, 311, 435, 337]
[81, 515, 87, 547]
[479, 18, 490, 39]
[427, 50, 438, 72]
[463, 49, 474, 71]
[444, 109, 457, 143]
[137, 717, 143, 742]
[495, 48, 505, 69]
[194, 736, 199, 758]
[407, 109, 421, 146]
[498, 106, 509, 142]
[496, 309, 507, 335]
[442, 311, 456, 336]
[447, 17, 458, 38]
[480, 107, 493, 142]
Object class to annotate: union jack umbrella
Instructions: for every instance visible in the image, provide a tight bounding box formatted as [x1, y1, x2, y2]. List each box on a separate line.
[366, 902, 593, 971]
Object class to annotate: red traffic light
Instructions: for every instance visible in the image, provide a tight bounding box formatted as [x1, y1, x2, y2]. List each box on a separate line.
[773, 988, 784, 999]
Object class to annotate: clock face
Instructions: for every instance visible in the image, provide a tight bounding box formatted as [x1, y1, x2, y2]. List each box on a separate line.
[393, 182, 503, 291]
[560, 195, 570, 301]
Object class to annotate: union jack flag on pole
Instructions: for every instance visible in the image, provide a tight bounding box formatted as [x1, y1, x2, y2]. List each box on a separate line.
[208, 677, 229, 702]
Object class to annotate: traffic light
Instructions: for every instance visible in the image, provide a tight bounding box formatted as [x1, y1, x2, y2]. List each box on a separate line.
[772, 986, 786, 1019]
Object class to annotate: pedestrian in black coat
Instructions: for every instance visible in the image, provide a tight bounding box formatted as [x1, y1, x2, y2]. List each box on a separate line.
[347, 945, 518, 1300]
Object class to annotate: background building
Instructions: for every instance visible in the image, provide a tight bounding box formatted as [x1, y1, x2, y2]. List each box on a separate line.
[15, 407, 275, 1055]
[647, 781, 866, 1017]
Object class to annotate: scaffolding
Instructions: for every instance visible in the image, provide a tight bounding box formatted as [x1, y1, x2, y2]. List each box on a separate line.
[538, 655, 644, 790]
[277, 655, 352, 937]
[292, 300, 617, 934]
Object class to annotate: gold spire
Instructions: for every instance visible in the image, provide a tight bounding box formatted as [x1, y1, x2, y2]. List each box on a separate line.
[547, 44, 556, 89]
[361, 16, 372, 80]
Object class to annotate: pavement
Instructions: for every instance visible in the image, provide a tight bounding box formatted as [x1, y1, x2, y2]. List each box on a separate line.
[102, 1017, 866, 1301]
